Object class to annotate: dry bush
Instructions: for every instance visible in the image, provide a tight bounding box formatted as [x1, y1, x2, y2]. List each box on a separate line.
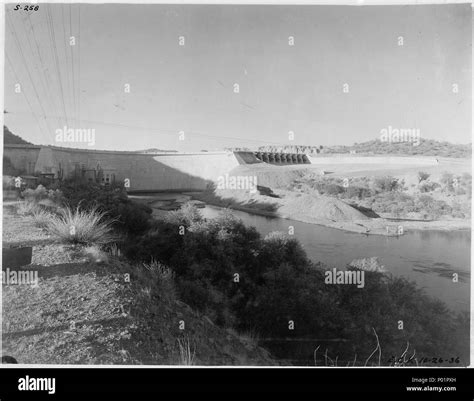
[47, 206, 117, 245]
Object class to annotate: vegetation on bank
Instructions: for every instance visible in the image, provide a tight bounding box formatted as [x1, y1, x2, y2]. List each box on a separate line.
[289, 172, 471, 220]
[10, 180, 470, 366]
[323, 138, 472, 158]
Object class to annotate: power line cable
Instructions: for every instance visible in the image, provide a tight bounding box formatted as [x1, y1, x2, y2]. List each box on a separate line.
[61, 4, 72, 124]
[22, 13, 58, 126]
[7, 111, 292, 146]
[69, 4, 77, 124]
[26, 12, 62, 129]
[5, 51, 48, 141]
[6, 16, 53, 142]
[78, 4, 81, 125]
[45, 4, 69, 127]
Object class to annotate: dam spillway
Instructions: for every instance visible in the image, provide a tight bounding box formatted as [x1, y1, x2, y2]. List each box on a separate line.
[254, 152, 310, 164]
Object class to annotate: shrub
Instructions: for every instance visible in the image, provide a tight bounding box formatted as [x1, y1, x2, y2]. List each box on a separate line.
[312, 180, 344, 196]
[114, 202, 152, 235]
[419, 181, 440, 193]
[451, 201, 469, 218]
[32, 209, 53, 229]
[16, 201, 39, 216]
[47, 206, 117, 245]
[373, 176, 400, 193]
[164, 202, 203, 227]
[343, 186, 372, 199]
[21, 185, 48, 202]
[418, 171, 430, 182]
[142, 259, 176, 304]
[123, 221, 184, 265]
[260, 231, 309, 272]
[440, 172, 455, 192]
[22, 185, 64, 205]
[417, 194, 435, 206]
[371, 192, 416, 215]
[332, 272, 460, 362]
[177, 277, 211, 312]
[440, 172, 453, 185]
[58, 182, 152, 235]
[325, 183, 344, 195]
[416, 195, 451, 219]
[3, 176, 16, 191]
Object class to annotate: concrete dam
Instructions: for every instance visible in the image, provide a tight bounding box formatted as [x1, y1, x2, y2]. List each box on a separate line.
[3, 144, 439, 192]
[3, 145, 309, 192]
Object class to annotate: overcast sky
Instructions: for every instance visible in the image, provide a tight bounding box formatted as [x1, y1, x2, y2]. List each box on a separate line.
[4, 3, 472, 151]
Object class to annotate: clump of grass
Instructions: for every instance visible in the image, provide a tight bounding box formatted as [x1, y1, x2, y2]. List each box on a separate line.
[142, 259, 175, 303]
[46, 206, 117, 245]
[233, 328, 260, 345]
[16, 201, 39, 216]
[314, 329, 421, 367]
[32, 209, 53, 229]
[390, 342, 417, 367]
[106, 243, 122, 258]
[176, 336, 196, 365]
[243, 329, 260, 344]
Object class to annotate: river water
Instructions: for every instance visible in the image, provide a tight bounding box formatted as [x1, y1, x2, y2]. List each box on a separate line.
[200, 205, 471, 312]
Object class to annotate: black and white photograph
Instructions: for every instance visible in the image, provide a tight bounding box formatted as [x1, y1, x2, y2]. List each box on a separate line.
[0, 0, 472, 389]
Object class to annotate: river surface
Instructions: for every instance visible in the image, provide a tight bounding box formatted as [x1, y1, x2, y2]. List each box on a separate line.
[200, 205, 470, 312]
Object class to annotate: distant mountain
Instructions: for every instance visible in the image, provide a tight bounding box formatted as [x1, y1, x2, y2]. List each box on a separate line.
[324, 138, 472, 158]
[134, 148, 178, 154]
[224, 147, 252, 152]
[3, 126, 32, 145]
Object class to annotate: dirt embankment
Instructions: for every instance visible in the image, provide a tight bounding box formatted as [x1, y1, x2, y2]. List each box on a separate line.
[2, 205, 275, 365]
[194, 186, 397, 235]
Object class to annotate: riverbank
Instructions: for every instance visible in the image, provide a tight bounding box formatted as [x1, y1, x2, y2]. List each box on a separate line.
[189, 189, 471, 236]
